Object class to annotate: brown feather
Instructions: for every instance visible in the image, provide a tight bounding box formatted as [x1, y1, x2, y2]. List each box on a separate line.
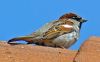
[59, 13, 78, 19]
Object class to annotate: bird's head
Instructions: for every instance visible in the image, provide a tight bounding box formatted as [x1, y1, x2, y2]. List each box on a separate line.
[59, 13, 87, 23]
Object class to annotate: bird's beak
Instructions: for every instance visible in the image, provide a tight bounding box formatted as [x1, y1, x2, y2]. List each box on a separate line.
[81, 19, 87, 23]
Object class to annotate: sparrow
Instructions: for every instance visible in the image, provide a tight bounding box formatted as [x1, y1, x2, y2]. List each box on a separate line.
[8, 13, 87, 48]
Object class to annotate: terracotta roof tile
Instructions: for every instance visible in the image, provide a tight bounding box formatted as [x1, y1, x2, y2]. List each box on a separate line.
[74, 36, 100, 62]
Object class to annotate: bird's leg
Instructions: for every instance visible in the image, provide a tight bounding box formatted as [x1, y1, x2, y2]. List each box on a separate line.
[59, 46, 65, 49]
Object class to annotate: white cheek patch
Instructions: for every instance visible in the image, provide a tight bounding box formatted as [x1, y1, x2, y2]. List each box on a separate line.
[62, 24, 73, 28]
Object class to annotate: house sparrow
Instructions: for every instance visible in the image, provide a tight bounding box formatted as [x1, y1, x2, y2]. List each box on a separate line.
[8, 13, 87, 48]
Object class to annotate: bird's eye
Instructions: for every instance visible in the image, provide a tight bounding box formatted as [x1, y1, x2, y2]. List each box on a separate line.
[71, 16, 82, 21]
[72, 17, 75, 18]
[72, 16, 77, 19]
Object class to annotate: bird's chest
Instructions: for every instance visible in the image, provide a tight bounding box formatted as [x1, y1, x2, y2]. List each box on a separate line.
[52, 31, 79, 48]
[53, 31, 78, 42]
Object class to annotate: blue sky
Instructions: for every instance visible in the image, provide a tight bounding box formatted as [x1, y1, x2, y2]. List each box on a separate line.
[0, 0, 100, 50]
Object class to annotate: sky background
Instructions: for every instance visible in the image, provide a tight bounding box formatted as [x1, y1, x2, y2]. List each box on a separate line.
[0, 0, 100, 50]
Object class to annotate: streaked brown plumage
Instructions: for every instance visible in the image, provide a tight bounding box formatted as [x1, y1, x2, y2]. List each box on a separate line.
[8, 13, 87, 48]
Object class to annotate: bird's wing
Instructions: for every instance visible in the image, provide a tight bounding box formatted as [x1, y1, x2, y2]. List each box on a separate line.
[42, 23, 74, 40]
[30, 20, 58, 36]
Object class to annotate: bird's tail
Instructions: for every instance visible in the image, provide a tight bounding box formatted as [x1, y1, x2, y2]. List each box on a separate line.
[8, 36, 34, 44]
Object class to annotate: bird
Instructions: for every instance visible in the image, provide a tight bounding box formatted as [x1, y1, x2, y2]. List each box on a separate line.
[7, 12, 87, 48]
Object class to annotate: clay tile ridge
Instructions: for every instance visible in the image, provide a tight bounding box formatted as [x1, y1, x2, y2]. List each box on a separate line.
[0, 36, 100, 62]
